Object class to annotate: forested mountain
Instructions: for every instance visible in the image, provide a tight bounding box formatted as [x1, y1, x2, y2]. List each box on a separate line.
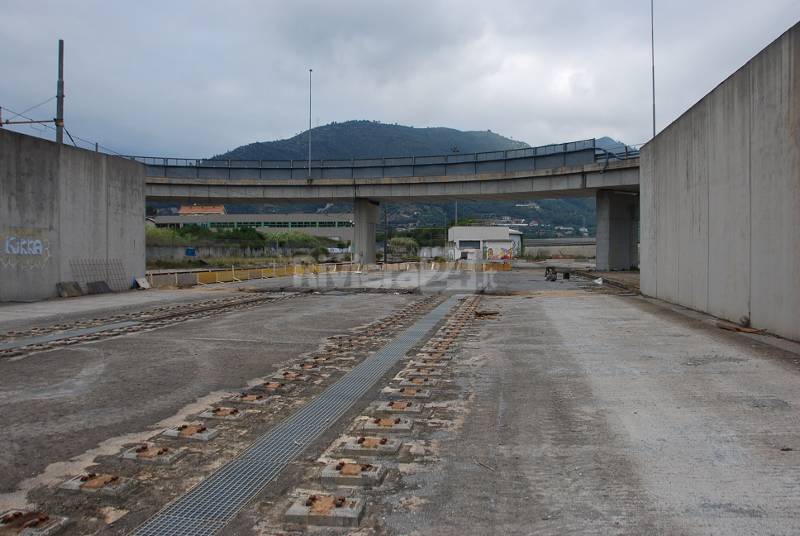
[213, 120, 528, 160]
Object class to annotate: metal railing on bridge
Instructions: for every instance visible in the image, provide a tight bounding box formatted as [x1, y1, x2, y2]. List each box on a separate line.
[128, 138, 639, 181]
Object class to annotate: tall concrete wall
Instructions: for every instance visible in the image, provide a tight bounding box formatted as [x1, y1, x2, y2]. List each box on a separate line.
[0, 129, 145, 301]
[641, 22, 800, 340]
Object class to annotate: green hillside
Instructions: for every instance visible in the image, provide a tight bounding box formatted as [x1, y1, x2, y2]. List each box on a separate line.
[213, 120, 528, 160]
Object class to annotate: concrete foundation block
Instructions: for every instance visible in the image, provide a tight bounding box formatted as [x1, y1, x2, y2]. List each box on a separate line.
[60, 473, 134, 496]
[382, 386, 431, 399]
[415, 352, 451, 361]
[292, 362, 322, 373]
[121, 443, 185, 464]
[340, 436, 402, 458]
[370, 400, 423, 415]
[162, 424, 218, 441]
[285, 493, 365, 528]
[199, 406, 244, 420]
[224, 392, 271, 406]
[398, 377, 438, 388]
[272, 370, 310, 382]
[320, 461, 387, 487]
[252, 380, 295, 395]
[0, 510, 69, 535]
[408, 359, 447, 368]
[402, 367, 443, 378]
[359, 417, 414, 434]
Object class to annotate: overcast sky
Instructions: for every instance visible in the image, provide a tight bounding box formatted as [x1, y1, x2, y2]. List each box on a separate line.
[1, 1, 798, 157]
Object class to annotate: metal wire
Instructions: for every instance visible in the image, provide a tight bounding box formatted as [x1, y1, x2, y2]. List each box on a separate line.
[131, 295, 462, 536]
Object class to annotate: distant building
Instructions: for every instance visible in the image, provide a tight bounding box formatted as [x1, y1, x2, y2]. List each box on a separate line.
[152, 213, 354, 242]
[177, 204, 226, 216]
[447, 226, 523, 261]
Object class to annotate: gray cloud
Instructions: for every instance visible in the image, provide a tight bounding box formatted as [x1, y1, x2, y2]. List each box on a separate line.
[1, 0, 798, 156]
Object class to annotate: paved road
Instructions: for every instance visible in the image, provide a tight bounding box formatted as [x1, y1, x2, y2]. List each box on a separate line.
[388, 292, 800, 534]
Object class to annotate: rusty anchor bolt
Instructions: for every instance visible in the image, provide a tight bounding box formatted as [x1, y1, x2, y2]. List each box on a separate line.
[1, 511, 49, 529]
[373, 417, 401, 426]
[356, 436, 389, 446]
[305, 494, 347, 509]
[79, 473, 119, 489]
[335, 461, 373, 475]
[178, 424, 207, 432]
[134, 443, 150, 453]
[213, 407, 238, 416]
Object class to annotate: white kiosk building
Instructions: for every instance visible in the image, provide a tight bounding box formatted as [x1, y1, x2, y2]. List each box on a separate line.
[447, 226, 523, 261]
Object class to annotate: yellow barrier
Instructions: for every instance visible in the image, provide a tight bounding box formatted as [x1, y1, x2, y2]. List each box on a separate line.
[147, 260, 513, 289]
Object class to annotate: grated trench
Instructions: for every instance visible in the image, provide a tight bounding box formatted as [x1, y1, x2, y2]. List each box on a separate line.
[130, 294, 463, 536]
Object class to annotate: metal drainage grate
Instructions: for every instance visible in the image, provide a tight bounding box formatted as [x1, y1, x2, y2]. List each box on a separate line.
[131, 295, 463, 536]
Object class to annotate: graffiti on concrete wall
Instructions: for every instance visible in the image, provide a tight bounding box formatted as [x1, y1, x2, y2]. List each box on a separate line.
[485, 242, 518, 261]
[0, 228, 51, 269]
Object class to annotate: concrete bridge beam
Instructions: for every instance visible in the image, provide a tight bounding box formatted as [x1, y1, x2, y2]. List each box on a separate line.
[353, 198, 379, 264]
[596, 190, 639, 271]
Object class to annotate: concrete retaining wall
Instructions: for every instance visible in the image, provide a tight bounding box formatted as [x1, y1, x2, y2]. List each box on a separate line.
[641, 22, 800, 340]
[0, 129, 145, 301]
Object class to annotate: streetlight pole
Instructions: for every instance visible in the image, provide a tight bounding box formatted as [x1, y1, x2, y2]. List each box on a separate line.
[308, 69, 312, 179]
[650, 0, 656, 139]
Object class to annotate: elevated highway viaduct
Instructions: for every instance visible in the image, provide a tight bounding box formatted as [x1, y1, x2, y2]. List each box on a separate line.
[139, 140, 640, 269]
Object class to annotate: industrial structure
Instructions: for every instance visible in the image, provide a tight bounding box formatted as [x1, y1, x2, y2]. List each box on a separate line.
[152, 212, 354, 241]
[447, 226, 523, 261]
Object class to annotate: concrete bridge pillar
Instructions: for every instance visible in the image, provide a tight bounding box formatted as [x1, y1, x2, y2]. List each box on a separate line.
[353, 198, 379, 264]
[596, 190, 639, 271]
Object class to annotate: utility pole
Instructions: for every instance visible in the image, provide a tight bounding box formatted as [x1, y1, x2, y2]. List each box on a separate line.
[308, 69, 312, 178]
[56, 39, 65, 144]
[454, 200, 458, 226]
[650, 0, 656, 139]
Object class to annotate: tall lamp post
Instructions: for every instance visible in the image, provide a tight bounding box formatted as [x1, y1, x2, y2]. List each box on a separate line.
[308, 69, 313, 179]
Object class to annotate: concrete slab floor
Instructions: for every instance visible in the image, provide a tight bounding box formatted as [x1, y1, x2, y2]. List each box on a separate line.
[382, 292, 800, 534]
[4, 268, 799, 535]
[0, 292, 412, 501]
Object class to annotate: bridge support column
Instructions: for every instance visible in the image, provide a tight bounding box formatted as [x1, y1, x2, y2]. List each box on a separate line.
[596, 190, 639, 271]
[353, 198, 379, 265]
